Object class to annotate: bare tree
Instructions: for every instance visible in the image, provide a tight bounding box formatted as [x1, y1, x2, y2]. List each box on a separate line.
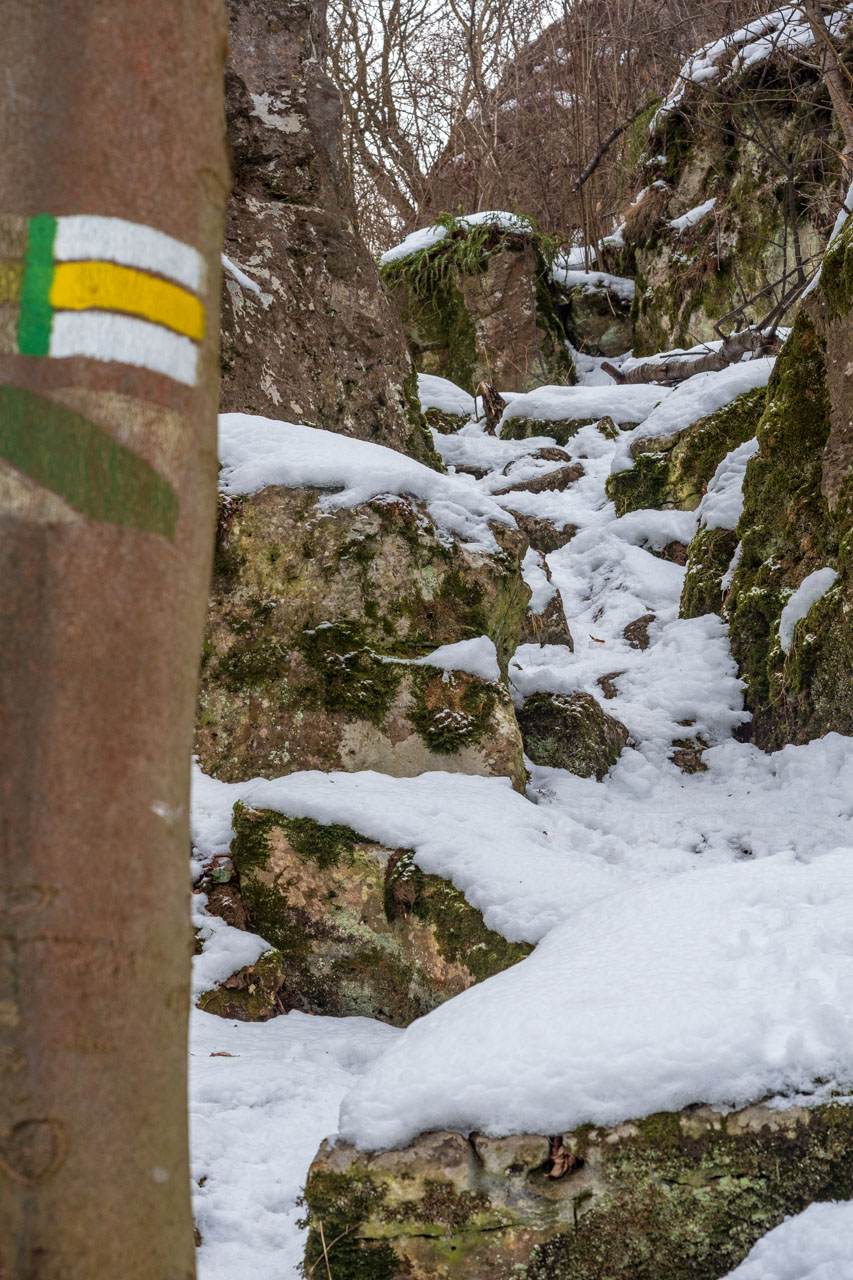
[0, 3, 229, 1276]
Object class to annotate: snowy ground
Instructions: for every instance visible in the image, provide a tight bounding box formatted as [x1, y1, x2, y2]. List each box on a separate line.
[191, 351, 853, 1277]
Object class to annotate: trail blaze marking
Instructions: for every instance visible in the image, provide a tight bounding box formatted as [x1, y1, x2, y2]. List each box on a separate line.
[1, 213, 206, 385]
[0, 213, 207, 536]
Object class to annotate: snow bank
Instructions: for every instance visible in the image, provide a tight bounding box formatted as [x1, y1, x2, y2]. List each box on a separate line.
[611, 358, 774, 473]
[696, 437, 760, 531]
[217, 414, 515, 551]
[724, 1201, 853, 1280]
[339, 849, 853, 1150]
[191, 1010, 399, 1280]
[500, 383, 668, 429]
[779, 568, 839, 653]
[417, 372, 475, 418]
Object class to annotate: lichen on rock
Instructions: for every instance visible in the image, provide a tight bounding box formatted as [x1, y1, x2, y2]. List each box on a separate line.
[198, 803, 531, 1026]
[381, 217, 575, 394]
[517, 691, 628, 779]
[303, 1100, 853, 1280]
[196, 486, 530, 788]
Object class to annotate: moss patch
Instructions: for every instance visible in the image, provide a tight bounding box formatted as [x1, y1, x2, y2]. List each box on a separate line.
[517, 691, 629, 779]
[680, 527, 740, 619]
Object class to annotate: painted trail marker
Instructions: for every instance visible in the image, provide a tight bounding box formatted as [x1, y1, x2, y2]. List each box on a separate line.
[1, 213, 207, 385]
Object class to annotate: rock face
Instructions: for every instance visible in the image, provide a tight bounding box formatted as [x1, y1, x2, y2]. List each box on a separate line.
[727, 245, 853, 746]
[303, 1101, 853, 1279]
[615, 49, 838, 355]
[196, 487, 529, 787]
[517, 691, 629, 778]
[220, 0, 435, 464]
[607, 387, 766, 516]
[381, 220, 575, 394]
[561, 278, 633, 358]
[198, 805, 530, 1025]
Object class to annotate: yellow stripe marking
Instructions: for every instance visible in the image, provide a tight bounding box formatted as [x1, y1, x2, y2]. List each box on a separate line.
[49, 261, 205, 341]
[0, 262, 23, 305]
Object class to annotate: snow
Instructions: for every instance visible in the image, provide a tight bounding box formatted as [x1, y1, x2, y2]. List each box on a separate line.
[417, 372, 475, 419]
[217, 413, 515, 552]
[379, 211, 531, 265]
[194, 326, 853, 1270]
[652, 5, 853, 129]
[191, 1010, 399, 1280]
[779, 567, 839, 653]
[411, 636, 501, 682]
[551, 263, 635, 304]
[723, 1201, 853, 1280]
[696, 437, 759, 531]
[668, 196, 717, 233]
[611, 358, 775, 473]
[499, 383, 668, 430]
[221, 253, 262, 295]
[340, 849, 853, 1150]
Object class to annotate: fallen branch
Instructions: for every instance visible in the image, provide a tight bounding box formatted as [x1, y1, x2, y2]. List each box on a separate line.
[601, 329, 779, 386]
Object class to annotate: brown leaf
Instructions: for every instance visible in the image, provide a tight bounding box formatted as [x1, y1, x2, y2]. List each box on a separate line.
[546, 1135, 577, 1179]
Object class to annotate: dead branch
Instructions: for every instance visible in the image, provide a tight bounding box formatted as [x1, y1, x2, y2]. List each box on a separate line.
[601, 329, 780, 386]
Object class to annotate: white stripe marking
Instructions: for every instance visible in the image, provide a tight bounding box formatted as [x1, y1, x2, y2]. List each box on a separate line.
[53, 215, 205, 293]
[49, 311, 199, 385]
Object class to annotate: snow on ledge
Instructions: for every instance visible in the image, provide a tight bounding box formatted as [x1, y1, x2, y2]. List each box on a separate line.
[417, 373, 476, 419]
[779, 568, 838, 653]
[379, 211, 532, 265]
[217, 414, 515, 552]
[411, 636, 501, 683]
[668, 197, 717, 234]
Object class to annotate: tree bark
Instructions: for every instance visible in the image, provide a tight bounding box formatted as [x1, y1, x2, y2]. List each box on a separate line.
[0, 4, 229, 1278]
[798, 0, 853, 178]
[601, 330, 778, 385]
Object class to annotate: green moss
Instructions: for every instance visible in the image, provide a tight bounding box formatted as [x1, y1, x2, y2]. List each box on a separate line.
[607, 452, 670, 516]
[303, 1167, 398, 1280]
[196, 947, 285, 1022]
[500, 416, 589, 446]
[298, 621, 403, 725]
[820, 211, 853, 319]
[680, 527, 739, 619]
[607, 387, 766, 517]
[409, 668, 498, 754]
[282, 816, 361, 870]
[517, 691, 628, 779]
[384, 850, 531, 983]
[728, 312, 837, 742]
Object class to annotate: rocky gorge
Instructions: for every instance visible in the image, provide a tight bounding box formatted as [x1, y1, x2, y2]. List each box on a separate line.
[188, 4, 853, 1278]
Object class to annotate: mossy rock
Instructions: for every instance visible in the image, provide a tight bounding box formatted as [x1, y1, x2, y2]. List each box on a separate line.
[517, 691, 628, 779]
[680, 527, 740, 619]
[381, 219, 575, 394]
[606, 386, 766, 517]
[199, 804, 531, 1026]
[727, 300, 853, 748]
[520, 591, 574, 648]
[501, 416, 595, 446]
[424, 407, 469, 435]
[562, 283, 633, 358]
[303, 1100, 853, 1279]
[196, 486, 529, 786]
[614, 48, 839, 353]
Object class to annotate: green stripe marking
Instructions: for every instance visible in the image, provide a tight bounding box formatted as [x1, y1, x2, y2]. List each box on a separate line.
[18, 214, 57, 356]
[0, 384, 179, 539]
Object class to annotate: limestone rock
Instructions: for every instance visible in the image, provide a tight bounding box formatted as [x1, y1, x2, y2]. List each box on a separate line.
[606, 386, 766, 517]
[561, 279, 632, 358]
[381, 220, 575, 394]
[507, 513, 577, 556]
[614, 50, 838, 354]
[220, 0, 436, 464]
[199, 806, 530, 1026]
[196, 487, 529, 787]
[727, 249, 853, 746]
[519, 590, 574, 649]
[303, 1101, 853, 1279]
[517, 691, 628, 779]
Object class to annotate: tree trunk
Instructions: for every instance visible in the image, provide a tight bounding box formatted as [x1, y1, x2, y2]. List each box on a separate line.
[799, 0, 853, 179]
[0, 5, 229, 1278]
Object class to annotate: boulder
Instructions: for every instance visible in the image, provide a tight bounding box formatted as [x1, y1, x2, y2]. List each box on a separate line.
[302, 1101, 853, 1280]
[606, 386, 766, 516]
[198, 805, 530, 1026]
[196, 487, 529, 788]
[517, 691, 628, 778]
[613, 40, 838, 354]
[727, 250, 853, 747]
[220, 0, 436, 464]
[381, 219, 575, 394]
[519, 591, 574, 649]
[561, 278, 633, 358]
